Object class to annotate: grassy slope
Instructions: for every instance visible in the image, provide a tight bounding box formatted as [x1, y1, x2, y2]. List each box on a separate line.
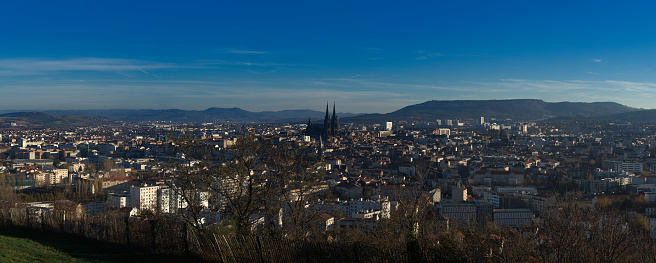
[0, 233, 81, 263]
[0, 227, 206, 263]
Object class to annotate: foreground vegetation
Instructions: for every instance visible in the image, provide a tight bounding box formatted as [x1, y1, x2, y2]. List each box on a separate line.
[0, 227, 205, 263]
[0, 230, 82, 263]
[3, 194, 656, 262]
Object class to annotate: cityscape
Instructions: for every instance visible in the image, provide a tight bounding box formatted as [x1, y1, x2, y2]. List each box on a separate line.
[2, 99, 656, 261]
[3, 1, 656, 262]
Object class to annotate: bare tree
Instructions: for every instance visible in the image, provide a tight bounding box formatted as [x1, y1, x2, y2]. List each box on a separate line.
[170, 134, 323, 236]
[268, 142, 324, 237]
[0, 182, 20, 209]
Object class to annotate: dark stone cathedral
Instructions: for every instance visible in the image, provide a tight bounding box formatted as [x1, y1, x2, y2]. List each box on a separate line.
[305, 102, 338, 140]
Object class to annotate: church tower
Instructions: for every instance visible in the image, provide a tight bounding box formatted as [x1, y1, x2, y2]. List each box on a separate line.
[331, 102, 337, 137]
[304, 102, 339, 141]
[324, 102, 330, 138]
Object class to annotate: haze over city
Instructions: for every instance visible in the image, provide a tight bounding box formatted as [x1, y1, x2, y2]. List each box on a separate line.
[3, 1, 656, 113]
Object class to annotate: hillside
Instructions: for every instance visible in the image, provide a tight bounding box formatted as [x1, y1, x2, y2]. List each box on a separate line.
[343, 99, 638, 123]
[2, 100, 647, 124]
[0, 227, 205, 263]
[586, 109, 656, 123]
[0, 112, 116, 128]
[42, 108, 360, 123]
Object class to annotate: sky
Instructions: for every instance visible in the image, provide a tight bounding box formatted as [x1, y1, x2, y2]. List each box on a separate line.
[2, 1, 656, 113]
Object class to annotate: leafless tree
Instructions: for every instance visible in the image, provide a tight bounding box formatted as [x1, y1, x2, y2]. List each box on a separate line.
[265, 141, 324, 237]
[171, 134, 323, 236]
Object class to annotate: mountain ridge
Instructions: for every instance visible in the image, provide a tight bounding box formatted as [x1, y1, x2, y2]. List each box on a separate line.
[0, 112, 116, 128]
[342, 99, 639, 123]
[33, 108, 361, 123]
[3, 99, 655, 125]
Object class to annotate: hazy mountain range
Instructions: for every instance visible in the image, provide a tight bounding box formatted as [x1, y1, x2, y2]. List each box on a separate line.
[342, 99, 641, 123]
[2, 99, 656, 127]
[0, 112, 115, 128]
[0, 108, 361, 126]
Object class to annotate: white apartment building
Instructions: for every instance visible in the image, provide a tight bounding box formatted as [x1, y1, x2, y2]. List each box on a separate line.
[385, 122, 393, 131]
[436, 128, 450, 136]
[158, 187, 187, 214]
[47, 169, 69, 185]
[339, 199, 381, 217]
[157, 187, 210, 214]
[130, 184, 160, 211]
[33, 168, 69, 186]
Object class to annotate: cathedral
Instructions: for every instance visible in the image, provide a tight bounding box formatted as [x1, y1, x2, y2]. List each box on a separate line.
[305, 102, 338, 140]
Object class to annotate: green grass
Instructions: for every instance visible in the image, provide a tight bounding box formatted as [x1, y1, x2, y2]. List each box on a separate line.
[0, 232, 82, 262]
[0, 227, 207, 263]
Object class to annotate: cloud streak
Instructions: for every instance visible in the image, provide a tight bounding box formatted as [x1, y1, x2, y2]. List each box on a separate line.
[0, 58, 174, 76]
[462, 79, 656, 108]
[4, 69, 656, 112]
[415, 50, 443, 60]
[228, 50, 269, 54]
[0, 80, 413, 113]
[197, 60, 291, 67]
[496, 79, 656, 94]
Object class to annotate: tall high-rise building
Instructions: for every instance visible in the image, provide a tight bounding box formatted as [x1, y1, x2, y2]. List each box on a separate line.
[385, 122, 393, 131]
[480, 116, 485, 125]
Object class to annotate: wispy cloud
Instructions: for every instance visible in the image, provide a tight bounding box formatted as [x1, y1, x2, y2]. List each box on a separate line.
[496, 79, 656, 93]
[215, 47, 270, 54]
[0, 79, 414, 113]
[465, 79, 656, 108]
[0, 58, 173, 76]
[198, 59, 288, 67]
[415, 50, 443, 60]
[591, 59, 603, 63]
[227, 50, 269, 54]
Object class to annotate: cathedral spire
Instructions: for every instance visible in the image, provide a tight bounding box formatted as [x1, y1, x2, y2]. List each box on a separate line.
[324, 101, 330, 138]
[332, 102, 336, 119]
[331, 102, 337, 137]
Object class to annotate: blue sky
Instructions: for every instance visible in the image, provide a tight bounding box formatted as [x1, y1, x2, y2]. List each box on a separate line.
[2, 1, 656, 113]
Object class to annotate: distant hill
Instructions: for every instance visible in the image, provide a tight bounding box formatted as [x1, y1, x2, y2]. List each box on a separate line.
[343, 99, 639, 123]
[0, 112, 115, 128]
[603, 109, 656, 122]
[3, 100, 646, 124]
[41, 108, 362, 123]
[555, 109, 656, 123]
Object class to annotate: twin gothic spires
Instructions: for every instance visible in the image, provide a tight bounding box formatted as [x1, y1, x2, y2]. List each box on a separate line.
[324, 101, 338, 138]
[305, 102, 339, 140]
